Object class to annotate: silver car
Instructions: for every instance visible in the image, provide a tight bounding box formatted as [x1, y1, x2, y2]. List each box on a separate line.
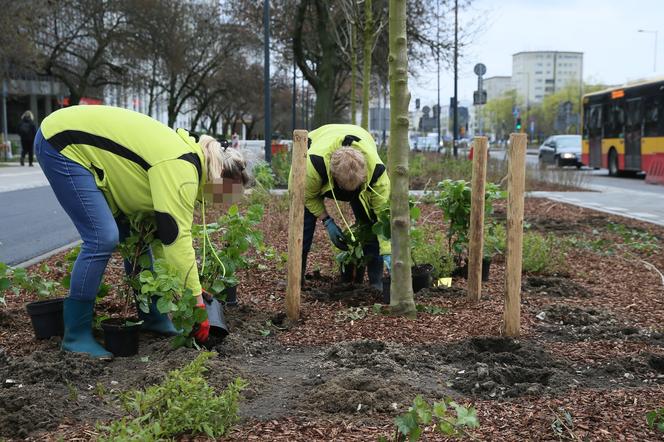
[538, 135, 583, 168]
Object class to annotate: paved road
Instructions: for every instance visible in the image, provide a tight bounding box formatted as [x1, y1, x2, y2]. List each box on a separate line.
[0, 183, 79, 266]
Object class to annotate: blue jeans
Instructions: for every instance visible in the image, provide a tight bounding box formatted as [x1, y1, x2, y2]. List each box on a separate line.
[35, 129, 142, 301]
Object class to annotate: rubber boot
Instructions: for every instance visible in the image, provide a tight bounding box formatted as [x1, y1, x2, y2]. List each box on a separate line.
[367, 255, 384, 291]
[137, 296, 178, 336]
[61, 298, 113, 359]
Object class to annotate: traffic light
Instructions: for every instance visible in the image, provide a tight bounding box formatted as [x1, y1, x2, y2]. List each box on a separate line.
[515, 117, 522, 131]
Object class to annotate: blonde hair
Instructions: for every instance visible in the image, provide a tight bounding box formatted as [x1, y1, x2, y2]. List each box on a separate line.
[330, 147, 366, 191]
[199, 135, 249, 185]
[21, 111, 34, 121]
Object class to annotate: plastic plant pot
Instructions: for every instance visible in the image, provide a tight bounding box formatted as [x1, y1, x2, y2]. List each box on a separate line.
[203, 297, 230, 338]
[101, 319, 141, 357]
[223, 285, 238, 306]
[454, 257, 492, 282]
[411, 264, 434, 293]
[25, 297, 64, 339]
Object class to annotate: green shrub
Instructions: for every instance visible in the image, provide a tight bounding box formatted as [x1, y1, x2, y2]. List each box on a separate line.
[271, 150, 291, 187]
[484, 223, 506, 257]
[252, 161, 275, 190]
[411, 227, 454, 279]
[522, 232, 565, 274]
[98, 352, 246, 441]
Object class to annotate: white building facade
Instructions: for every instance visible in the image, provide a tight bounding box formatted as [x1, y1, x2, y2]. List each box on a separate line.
[512, 51, 583, 104]
[484, 76, 513, 101]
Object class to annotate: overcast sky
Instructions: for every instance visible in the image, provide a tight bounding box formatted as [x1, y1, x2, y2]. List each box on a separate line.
[409, 0, 664, 108]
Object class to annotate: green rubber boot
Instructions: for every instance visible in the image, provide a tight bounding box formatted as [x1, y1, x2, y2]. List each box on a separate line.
[61, 298, 113, 359]
[137, 296, 178, 336]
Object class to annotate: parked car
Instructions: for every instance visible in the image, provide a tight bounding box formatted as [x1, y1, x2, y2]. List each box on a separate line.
[538, 135, 583, 168]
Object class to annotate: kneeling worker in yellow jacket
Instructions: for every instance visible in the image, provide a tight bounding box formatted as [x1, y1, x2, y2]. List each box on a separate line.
[292, 124, 391, 290]
[36, 105, 248, 359]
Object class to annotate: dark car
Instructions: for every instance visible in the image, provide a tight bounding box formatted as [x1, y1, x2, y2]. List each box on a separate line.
[538, 135, 583, 168]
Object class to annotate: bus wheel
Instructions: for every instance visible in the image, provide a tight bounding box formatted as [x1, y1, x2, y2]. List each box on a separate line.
[608, 149, 619, 177]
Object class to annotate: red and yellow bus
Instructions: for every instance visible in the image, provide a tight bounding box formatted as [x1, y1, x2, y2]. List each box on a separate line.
[582, 78, 664, 176]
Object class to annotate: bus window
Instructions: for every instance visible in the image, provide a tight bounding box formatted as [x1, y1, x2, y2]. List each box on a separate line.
[626, 99, 642, 128]
[604, 101, 624, 138]
[644, 95, 661, 137]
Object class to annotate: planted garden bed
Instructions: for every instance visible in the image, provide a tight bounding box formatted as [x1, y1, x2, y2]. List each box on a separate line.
[0, 196, 663, 441]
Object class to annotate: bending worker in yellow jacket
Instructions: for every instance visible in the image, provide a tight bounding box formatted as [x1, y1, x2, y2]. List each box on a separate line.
[36, 105, 248, 359]
[296, 124, 391, 290]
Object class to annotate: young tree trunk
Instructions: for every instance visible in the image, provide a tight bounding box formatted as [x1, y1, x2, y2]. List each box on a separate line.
[388, 0, 416, 317]
[350, 24, 357, 125]
[361, 0, 373, 130]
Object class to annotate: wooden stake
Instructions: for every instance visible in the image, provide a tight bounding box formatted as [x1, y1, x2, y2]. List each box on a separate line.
[467, 136, 488, 302]
[503, 133, 527, 336]
[286, 129, 308, 321]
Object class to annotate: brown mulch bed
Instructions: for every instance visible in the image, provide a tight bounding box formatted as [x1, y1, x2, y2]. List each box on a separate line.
[2, 196, 664, 441]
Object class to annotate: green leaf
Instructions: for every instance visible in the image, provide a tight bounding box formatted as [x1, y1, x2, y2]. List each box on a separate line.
[451, 402, 479, 428]
[395, 412, 419, 439]
[438, 419, 455, 435]
[156, 297, 175, 313]
[432, 401, 447, 418]
[0, 278, 10, 291]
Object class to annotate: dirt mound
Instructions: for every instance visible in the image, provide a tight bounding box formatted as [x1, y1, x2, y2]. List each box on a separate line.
[305, 368, 414, 413]
[438, 337, 568, 398]
[323, 340, 438, 375]
[524, 276, 592, 298]
[536, 304, 643, 342]
[416, 286, 467, 299]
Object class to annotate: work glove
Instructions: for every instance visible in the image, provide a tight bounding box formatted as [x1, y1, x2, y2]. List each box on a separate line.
[323, 216, 348, 251]
[192, 302, 210, 344]
[383, 255, 392, 274]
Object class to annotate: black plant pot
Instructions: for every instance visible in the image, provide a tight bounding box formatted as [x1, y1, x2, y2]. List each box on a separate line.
[102, 319, 140, 357]
[25, 297, 64, 339]
[412, 264, 434, 293]
[453, 257, 492, 282]
[340, 264, 366, 284]
[223, 285, 238, 306]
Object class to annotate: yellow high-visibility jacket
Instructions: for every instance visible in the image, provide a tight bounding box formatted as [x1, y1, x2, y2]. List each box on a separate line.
[40, 105, 206, 294]
[296, 124, 391, 255]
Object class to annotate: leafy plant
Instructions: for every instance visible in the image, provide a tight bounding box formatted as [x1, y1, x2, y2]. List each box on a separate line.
[647, 407, 664, 433]
[0, 261, 61, 303]
[336, 223, 374, 274]
[435, 179, 504, 267]
[484, 222, 506, 258]
[270, 149, 291, 187]
[98, 352, 247, 441]
[550, 406, 577, 440]
[194, 204, 265, 300]
[252, 161, 276, 190]
[139, 260, 206, 348]
[415, 304, 449, 315]
[522, 232, 565, 274]
[379, 395, 479, 441]
[411, 226, 455, 279]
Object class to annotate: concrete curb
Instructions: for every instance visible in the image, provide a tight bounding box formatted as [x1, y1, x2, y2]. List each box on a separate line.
[15, 240, 82, 269]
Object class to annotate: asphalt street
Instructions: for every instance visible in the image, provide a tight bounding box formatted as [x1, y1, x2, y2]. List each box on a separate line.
[0, 184, 79, 265]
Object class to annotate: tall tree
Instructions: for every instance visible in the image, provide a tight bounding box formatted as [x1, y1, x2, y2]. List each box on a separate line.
[0, 0, 40, 81]
[34, 0, 128, 105]
[388, 0, 416, 316]
[360, 0, 374, 130]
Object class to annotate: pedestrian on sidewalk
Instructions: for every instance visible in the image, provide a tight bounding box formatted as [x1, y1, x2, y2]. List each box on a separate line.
[18, 111, 37, 166]
[291, 124, 391, 291]
[36, 105, 249, 359]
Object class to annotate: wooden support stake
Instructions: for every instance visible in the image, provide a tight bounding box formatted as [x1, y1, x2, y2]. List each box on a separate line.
[286, 129, 308, 321]
[503, 133, 527, 336]
[467, 136, 488, 302]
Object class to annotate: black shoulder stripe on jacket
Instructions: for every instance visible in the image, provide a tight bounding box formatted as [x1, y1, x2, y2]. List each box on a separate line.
[177, 153, 202, 183]
[309, 154, 328, 186]
[47, 130, 151, 171]
[370, 163, 386, 186]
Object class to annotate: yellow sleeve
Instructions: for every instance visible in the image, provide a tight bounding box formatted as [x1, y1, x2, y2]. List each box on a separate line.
[148, 160, 201, 294]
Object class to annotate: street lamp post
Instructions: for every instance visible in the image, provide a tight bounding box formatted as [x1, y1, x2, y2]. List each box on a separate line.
[263, 0, 272, 163]
[638, 29, 658, 73]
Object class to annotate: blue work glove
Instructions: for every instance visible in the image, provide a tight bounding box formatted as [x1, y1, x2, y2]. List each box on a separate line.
[383, 255, 392, 274]
[322, 216, 348, 251]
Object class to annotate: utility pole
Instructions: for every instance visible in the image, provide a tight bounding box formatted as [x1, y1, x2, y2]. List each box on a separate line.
[638, 29, 658, 72]
[263, 0, 272, 163]
[436, 0, 441, 149]
[452, 0, 459, 157]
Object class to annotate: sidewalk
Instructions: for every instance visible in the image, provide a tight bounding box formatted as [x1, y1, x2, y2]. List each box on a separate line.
[0, 163, 49, 193]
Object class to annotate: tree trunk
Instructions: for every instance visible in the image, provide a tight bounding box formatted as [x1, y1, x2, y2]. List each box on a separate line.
[361, 0, 373, 130]
[388, 0, 416, 317]
[350, 24, 357, 125]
